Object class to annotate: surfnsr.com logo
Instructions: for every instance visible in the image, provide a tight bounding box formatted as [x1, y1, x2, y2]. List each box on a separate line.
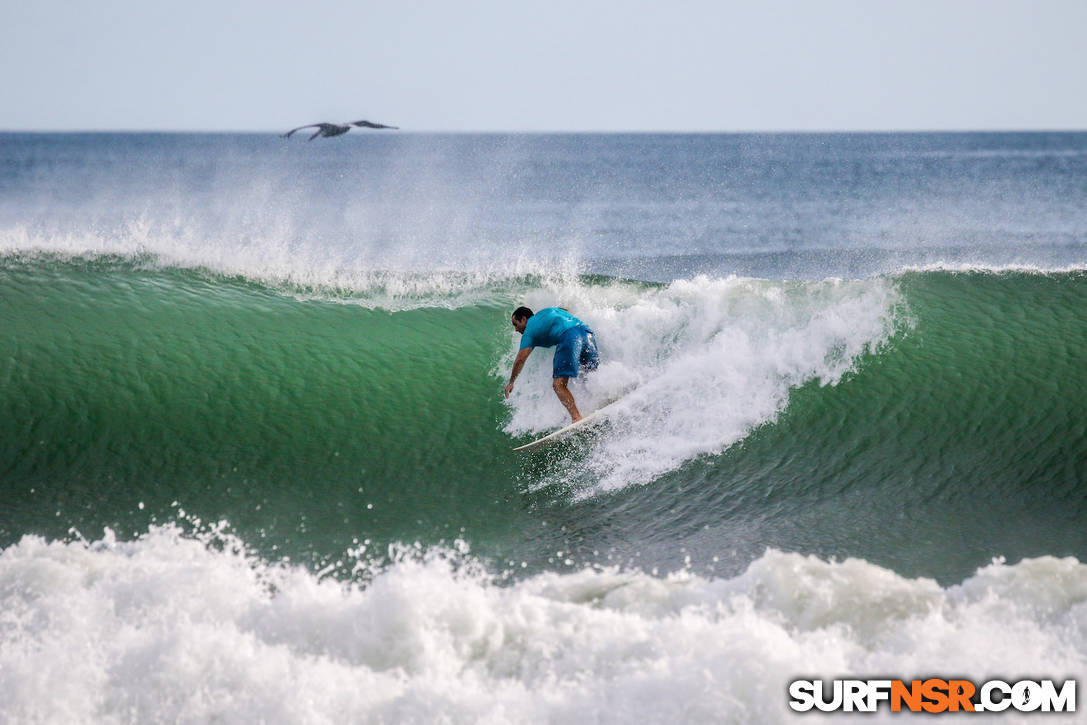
[789, 679, 1076, 713]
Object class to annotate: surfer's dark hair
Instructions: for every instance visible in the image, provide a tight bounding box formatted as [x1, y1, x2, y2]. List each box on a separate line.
[513, 306, 534, 320]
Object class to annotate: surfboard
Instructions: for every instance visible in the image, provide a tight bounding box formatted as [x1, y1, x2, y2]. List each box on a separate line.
[512, 395, 626, 453]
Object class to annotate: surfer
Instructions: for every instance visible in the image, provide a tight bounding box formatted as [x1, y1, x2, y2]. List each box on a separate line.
[504, 306, 599, 422]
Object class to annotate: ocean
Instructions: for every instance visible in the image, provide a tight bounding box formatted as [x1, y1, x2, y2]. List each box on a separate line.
[1, 131, 1085, 723]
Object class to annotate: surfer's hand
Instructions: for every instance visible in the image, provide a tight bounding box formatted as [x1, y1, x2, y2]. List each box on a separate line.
[504, 382, 514, 398]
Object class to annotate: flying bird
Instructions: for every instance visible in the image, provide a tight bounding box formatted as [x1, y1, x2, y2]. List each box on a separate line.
[282, 120, 399, 140]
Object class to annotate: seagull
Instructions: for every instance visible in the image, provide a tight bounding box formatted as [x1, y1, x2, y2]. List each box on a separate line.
[282, 120, 399, 140]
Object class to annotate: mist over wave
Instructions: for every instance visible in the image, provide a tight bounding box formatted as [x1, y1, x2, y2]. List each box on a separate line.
[7, 132, 1087, 286]
[0, 224, 589, 311]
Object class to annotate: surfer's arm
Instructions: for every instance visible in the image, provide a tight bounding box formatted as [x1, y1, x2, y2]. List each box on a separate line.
[504, 347, 533, 398]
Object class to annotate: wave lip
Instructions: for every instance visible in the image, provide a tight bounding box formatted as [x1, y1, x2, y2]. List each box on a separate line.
[0, 224, 600, 311]
[1, 527, 1084, 724]
[896, 260, 1087, 275]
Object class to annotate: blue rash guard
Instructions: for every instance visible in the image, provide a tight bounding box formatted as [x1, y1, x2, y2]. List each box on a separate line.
[520, 307, 600, 378]
[519, 308, 584, 350]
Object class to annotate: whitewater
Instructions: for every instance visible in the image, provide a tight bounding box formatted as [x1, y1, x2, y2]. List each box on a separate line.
[3, 526, 1085, 724]
[2, 131, 1086, 723]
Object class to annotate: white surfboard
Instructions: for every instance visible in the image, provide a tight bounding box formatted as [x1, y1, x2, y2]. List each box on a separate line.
[513, 395, 627, 453]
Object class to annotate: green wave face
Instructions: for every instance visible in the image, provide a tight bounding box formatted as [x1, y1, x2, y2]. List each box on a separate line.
[0, 258, 528, 564]
[3, 257, 1086, 581]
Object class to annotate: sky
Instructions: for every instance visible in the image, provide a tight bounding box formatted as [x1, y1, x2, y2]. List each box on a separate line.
[3, 0, 1086, 133]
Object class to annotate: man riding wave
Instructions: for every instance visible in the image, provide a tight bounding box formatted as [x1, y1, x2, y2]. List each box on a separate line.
[504, 306, 599, 422]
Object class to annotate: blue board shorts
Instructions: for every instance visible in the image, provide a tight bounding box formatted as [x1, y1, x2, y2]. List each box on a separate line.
[553, 327, 599, 379]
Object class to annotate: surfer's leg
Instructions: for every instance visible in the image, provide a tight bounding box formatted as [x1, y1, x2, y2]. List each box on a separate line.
[552, 377, 582, 422]
[553, 329, 590, 422]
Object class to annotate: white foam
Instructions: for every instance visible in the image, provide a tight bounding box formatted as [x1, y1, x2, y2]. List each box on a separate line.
[503, 275, 903, 491]
[1, 527, 1083, 724]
